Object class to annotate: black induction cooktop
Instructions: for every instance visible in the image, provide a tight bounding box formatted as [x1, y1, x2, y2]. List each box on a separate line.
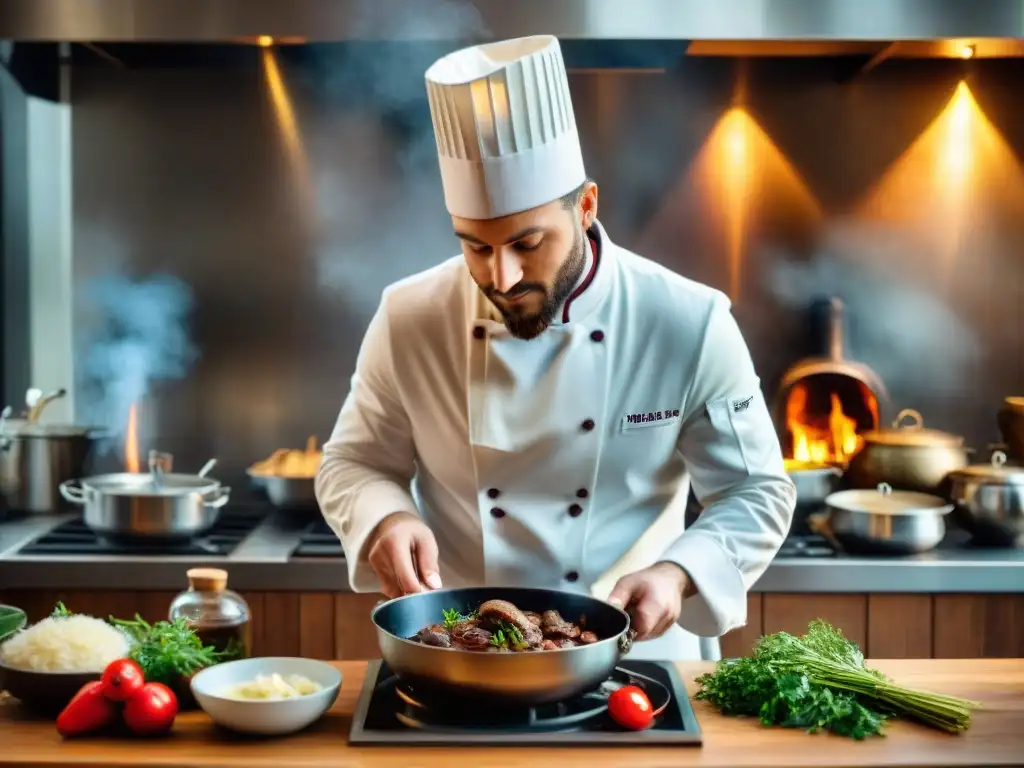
[348, 659, 703, 746]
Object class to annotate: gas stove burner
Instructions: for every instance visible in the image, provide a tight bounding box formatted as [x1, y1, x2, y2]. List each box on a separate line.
[349, 660, 702, 745]
[16, 506, 269, 556]
[292, 518, 345, 558]
[777, 533, 837, 558]
[387, 666, 671, 733]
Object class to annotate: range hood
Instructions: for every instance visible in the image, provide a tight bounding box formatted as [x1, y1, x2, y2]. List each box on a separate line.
[1, 0, 1022, 44]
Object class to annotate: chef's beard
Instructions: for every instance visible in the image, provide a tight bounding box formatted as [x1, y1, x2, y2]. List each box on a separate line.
[482, 225, 587, 341]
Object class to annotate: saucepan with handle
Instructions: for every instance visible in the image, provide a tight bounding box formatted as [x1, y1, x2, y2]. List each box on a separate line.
[371, 586, 635, 708]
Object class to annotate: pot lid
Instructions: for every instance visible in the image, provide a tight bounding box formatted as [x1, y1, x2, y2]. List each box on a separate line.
[950, 450, 1024, 484]
[859, 408, 963, 447]
[826, 483, 953, 515]
[81, 472, 220, 496]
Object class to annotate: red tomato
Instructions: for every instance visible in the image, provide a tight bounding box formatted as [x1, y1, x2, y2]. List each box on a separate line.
[100, 658, 145, 702]
[608, 685, 655, 730]
[122, 682, 178, 736]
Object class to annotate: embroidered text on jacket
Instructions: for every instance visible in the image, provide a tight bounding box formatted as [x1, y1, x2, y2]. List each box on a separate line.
[732, 396, 754, 413]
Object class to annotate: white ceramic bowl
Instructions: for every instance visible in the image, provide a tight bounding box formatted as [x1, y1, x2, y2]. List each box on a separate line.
[190, 657, 342, 736]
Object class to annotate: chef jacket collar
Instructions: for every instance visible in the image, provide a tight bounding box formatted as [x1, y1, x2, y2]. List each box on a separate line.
[472, 219, 615, 335]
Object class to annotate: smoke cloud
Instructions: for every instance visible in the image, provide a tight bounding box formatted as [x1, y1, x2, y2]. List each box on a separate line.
[295, 0, 490, 317]
[762, 218, 985, 401]
[75, 273, 199, 451]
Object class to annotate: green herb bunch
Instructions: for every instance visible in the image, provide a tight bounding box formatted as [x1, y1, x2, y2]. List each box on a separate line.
[111, 614, 221, 687]
[695, 619, 979, 739]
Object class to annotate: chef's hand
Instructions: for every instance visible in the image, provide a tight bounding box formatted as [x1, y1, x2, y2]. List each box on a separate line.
[367, 512, 443, 598]
[607, 562, 695, 641]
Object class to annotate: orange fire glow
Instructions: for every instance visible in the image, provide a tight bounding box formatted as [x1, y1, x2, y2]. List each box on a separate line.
[786, 384, 864, 465]
[125, 404, 140, 473]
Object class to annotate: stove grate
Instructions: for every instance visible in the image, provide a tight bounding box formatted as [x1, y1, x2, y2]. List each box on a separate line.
[291, 517, 345, 558]
[17, 506, 268, 556]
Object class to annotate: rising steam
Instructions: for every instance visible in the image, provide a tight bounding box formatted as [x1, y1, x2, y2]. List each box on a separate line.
[763, 218, 984, 400]
[75, 274, 199, 449]
[297, 0, 490, 317]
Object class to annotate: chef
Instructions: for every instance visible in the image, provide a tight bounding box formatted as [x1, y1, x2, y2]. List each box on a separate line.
[316, 35, 796, 661]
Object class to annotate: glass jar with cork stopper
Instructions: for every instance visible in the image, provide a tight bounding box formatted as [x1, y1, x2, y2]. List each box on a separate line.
[169, 568, 252, 661]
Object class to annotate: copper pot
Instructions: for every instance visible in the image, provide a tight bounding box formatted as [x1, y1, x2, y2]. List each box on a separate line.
[845, 409, 969, 494]
[997, 397, 1024, 464]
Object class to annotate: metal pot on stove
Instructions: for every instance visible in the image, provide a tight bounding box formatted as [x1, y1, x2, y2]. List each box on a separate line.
[946, 450, 1024, 547]
[59, 450, 230, 541]
[785, 458, 843, 507]
[844, 409, 969, 494]
[0, 403, 103, 516]
[809, 482, 953, 555]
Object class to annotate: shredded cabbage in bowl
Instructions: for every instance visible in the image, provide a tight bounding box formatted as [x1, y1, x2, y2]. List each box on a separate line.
[224, 673, 323, 701]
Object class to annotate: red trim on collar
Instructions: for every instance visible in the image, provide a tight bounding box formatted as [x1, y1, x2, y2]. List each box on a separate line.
[561, 236, 599, 323]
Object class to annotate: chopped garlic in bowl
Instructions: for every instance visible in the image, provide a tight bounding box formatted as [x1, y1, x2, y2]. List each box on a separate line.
[225, 672, 323, 700]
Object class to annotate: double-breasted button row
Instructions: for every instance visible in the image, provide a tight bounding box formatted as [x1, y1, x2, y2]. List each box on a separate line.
[473, 326, 604, 342]
[483, 494, 588, 519]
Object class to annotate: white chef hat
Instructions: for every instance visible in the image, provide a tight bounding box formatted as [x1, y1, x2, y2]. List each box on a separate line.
[424, 35, 586, 220]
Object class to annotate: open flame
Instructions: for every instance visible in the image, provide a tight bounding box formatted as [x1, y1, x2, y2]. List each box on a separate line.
[125, 404, 140, 473]
[786, 384, 864, 465]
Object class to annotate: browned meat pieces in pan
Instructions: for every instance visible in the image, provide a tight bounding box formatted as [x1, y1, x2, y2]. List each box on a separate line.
[411, 599, 603, 653]
[416, 624, 452, 648]
[477, 600, 544, 647]
[540, 609, 581, 639]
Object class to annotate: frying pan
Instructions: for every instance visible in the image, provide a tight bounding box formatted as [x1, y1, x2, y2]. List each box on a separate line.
[371, 586, 635, 708]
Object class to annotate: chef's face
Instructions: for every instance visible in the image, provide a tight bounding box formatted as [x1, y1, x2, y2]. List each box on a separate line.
[454, 182, 599, 340]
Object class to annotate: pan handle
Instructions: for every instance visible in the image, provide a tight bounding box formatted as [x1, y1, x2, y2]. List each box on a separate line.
[59, 480, 87, 505]
[618, 604, 640, 655]
[618, 628, 637, 655]
[201, 486, 232, 509]
[807, 512, 843, 552]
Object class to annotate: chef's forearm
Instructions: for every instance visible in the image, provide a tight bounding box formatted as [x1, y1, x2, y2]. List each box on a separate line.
[659, 475, 794, 636]
[315, 449, 418, 592]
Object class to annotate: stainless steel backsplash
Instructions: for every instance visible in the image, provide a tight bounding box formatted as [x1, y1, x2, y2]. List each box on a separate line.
[64, 54, 1024, 481]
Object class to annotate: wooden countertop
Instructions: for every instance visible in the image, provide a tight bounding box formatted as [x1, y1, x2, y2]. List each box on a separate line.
[1, 659, 1022, 767]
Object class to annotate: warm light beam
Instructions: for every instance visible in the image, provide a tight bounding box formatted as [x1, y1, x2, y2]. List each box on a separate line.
[857, 81, 1024, 288]
[261, 48, 313, 213]
[641, 107, 822, 302]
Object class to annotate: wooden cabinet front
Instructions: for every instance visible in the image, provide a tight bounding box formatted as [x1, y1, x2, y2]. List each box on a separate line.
[2, 588, 1021, 660]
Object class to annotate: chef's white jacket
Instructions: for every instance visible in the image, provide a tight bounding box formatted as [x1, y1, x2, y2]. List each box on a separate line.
[317, 220, 796, 661]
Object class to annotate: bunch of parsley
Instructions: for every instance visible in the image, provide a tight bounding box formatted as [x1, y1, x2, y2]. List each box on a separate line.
[695, 620, 979, 739]
[111, 614, 222, 686]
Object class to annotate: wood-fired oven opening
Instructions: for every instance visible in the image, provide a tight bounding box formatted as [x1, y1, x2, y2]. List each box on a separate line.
[776, 297, 888, 469]
[782, 374, 880, 466]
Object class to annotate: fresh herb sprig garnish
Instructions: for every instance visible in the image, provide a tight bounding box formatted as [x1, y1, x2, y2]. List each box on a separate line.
[50, 601, 72, 618]
[111, 615, 222, 686]
[490, 621, 527, 650]
[441, 607, 477, 630]
[695, 619, 979, 739]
